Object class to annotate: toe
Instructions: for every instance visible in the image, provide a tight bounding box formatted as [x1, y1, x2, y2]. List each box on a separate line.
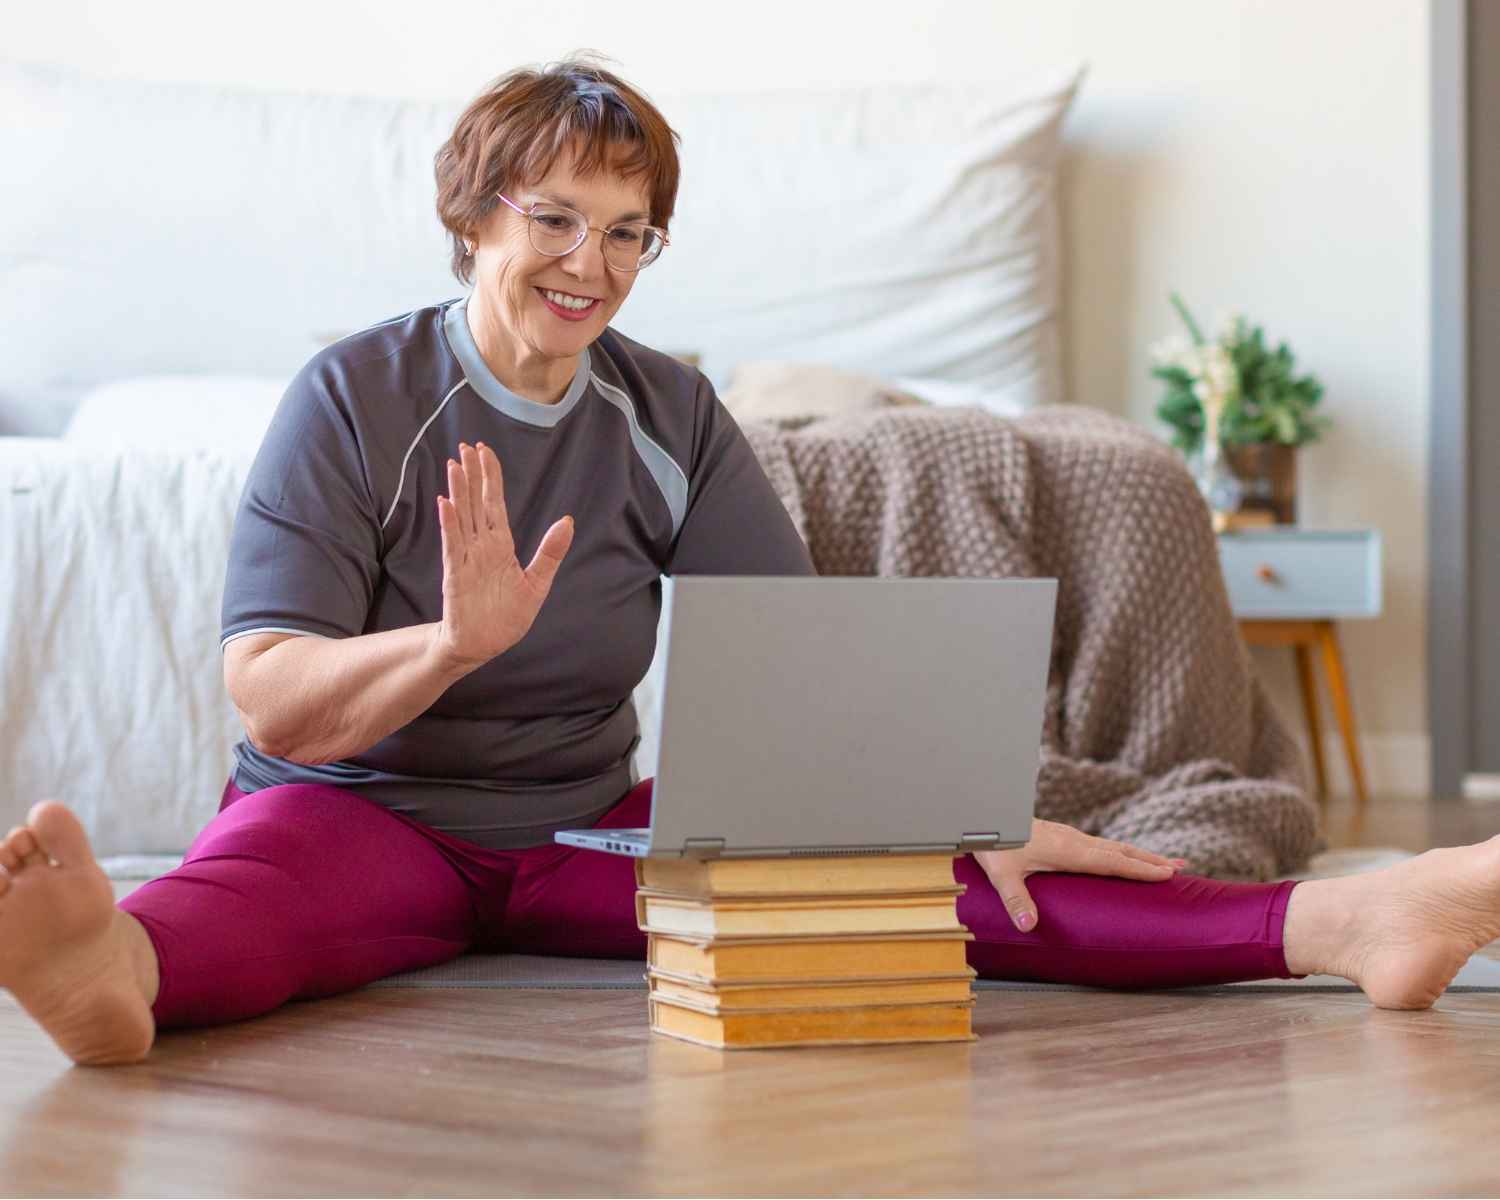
[28, 802, 97, 869]
[0, 841, 19, 874]
[7, 827, 39, 863]
[0, 870, 9, 897]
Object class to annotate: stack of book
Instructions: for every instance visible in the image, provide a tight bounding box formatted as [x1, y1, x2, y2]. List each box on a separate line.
[637, 854, 977, 1049]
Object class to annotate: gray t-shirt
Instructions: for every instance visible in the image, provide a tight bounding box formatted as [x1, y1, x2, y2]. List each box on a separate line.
[221, 296, 814, 848]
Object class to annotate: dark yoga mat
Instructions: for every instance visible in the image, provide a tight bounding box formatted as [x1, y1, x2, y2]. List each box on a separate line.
[365, 952, 1500, 993]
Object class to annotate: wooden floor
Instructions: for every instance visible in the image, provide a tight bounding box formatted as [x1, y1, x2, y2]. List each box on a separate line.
[4, 796, 1500, 1198]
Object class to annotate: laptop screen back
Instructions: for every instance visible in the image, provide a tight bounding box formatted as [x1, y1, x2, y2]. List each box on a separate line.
[647, 576, 1056, 855]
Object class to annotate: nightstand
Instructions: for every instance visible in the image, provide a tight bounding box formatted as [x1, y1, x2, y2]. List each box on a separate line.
[1216, 529, 1384, 804]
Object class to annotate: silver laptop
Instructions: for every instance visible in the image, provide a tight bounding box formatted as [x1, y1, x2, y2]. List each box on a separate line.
[555, 575, 1057, 860]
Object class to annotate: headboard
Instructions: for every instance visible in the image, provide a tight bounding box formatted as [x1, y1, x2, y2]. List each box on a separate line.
[1, 59, 1082, 436]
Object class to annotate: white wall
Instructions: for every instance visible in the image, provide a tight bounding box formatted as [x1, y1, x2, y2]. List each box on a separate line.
[9, 0, 1432, 793]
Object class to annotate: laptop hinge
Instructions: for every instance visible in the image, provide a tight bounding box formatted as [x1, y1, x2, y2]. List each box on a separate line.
[960, 833, 1003, 852]
[682, 837, 727, 859]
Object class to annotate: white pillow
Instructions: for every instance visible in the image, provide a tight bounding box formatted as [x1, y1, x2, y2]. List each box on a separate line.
[64, 375, 287, 452]
[721, 362, 1030, 424]
[626, 66, 1083, 408]
[892, 376, 1031, 419]
[722, 361, 924, 425]
[2, 59, 1079, 435]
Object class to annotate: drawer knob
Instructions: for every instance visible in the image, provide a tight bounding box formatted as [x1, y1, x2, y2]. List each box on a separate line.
[1256, 564, 1281, 585]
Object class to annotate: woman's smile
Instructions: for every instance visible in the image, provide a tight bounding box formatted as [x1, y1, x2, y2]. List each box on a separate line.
[536, 286, 602, 321]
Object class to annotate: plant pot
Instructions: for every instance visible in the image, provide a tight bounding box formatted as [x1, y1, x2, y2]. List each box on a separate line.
[1223, 442, 1298, 524]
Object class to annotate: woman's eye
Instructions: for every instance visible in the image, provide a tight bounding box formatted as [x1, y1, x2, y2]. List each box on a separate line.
[535, 215, 574, 232]
[609, 227, 645, 244]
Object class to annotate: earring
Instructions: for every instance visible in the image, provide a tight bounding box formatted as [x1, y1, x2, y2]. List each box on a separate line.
[464, 241, 476, 255]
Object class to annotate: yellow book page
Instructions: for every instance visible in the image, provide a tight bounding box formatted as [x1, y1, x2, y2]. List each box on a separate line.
[637, 854, 958, 897]
[648, 973, 975, 1012]
[649, 933, 973, 983]
[640, 894, 963, 937]
[650, 998, 977, 1048]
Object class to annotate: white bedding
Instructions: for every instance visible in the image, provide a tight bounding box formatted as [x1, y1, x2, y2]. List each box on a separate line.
[0, 438, 251, 854]
[0, 434, 667, 857]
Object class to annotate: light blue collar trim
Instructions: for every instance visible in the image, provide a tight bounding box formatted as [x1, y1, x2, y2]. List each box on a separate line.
[442, 295, 591, 427]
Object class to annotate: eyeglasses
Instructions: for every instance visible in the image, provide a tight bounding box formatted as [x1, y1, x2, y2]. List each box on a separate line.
[496, 193, 669, 272]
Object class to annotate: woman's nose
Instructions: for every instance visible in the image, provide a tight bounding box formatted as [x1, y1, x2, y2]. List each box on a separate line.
[560, 229, 609, 277]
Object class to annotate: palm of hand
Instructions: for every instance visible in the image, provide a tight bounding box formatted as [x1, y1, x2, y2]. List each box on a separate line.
[441, 526, 541, 661]
[434, 441, 575, 671]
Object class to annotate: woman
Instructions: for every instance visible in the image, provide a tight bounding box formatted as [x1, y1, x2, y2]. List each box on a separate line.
[2, 60, 1499, 1067]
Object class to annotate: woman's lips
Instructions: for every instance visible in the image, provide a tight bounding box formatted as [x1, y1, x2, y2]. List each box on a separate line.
[536, 288, 600, 322]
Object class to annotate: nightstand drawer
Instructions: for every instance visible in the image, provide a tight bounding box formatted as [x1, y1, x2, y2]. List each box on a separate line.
[1217, 530, 1382, 619]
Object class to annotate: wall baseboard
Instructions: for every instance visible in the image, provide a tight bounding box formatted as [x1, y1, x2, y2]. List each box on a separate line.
[1291, 733, 1431, 799]
[1460, 774, 1500, 804]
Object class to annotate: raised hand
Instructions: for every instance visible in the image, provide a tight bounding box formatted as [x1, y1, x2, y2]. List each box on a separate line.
[974, 819, 1187, 933]
[432, 441, 575, 673]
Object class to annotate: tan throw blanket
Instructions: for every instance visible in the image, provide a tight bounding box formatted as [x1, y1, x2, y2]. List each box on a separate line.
[743, 405, 1323, 881]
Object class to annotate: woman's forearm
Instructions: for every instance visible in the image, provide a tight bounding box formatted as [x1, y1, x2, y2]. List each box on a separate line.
[238, 623, 473, 766]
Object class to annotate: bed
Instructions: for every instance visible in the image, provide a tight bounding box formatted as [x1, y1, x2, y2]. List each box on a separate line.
[0, 57, 1083, 862]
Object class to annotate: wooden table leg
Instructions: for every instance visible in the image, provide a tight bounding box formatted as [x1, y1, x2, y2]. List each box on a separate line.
[1293, 642, 1329, 799]
[1316, 620, 1369, 805]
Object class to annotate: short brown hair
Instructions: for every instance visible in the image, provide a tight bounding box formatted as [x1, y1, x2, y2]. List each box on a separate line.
[434, 56, 681, 285]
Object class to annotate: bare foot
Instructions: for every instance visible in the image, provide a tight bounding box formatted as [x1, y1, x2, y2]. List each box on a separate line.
[0, 802, 157, 1064]
[1284, 836, 1500, 1009]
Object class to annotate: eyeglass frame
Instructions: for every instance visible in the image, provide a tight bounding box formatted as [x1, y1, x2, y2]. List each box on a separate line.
[494, 192, 670, 271]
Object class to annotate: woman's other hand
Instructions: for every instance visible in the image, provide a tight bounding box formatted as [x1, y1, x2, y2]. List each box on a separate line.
[432, 441, 574, 673]
[974, 819, 1187, 933]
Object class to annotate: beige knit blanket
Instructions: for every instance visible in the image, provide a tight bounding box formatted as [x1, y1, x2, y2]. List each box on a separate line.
[743, 405, 1323, 881]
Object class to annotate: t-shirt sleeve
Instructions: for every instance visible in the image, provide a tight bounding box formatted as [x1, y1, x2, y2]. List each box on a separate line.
[665, 376, 816, 577]
[220, 360, 382, 649]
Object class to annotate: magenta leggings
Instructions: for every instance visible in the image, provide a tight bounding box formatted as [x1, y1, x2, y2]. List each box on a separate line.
[119, 777, 1301, 1029]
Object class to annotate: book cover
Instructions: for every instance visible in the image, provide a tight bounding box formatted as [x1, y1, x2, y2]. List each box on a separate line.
[648, 931, 975, 984]
[635, 854, 958, 898]
[635, 889, 965, 937]
[648, 996, 977, 1049]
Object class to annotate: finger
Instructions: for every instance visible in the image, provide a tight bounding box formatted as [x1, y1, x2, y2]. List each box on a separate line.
[1083, 840, 1175, 881]
[475, 443, 511, 535]
[525, 516, 575, 592]
[1116, 842, 1179, 870]
[447, 457, 475, 541]
[995, 875, 1038, 932]
[459, 443, 485, 538]
[437, 494, 466, 567]
[976, 856, 1039, 933]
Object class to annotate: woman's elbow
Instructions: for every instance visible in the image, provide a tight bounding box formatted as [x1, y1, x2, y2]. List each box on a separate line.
[240, 711, 293, 760]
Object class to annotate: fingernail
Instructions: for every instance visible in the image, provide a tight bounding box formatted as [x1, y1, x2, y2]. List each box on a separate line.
[1016, 911, 1035, 931]
[1170, 858, 1188, 867]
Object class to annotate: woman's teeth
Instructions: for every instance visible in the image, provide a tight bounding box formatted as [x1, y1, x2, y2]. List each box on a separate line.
[542, 289, 596, 311]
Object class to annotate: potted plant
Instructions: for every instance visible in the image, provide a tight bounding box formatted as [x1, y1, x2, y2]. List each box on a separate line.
[1151, 293, 1328, 524]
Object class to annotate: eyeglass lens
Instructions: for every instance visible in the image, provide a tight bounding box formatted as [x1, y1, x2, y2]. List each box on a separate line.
[527, 206, 664, 270]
